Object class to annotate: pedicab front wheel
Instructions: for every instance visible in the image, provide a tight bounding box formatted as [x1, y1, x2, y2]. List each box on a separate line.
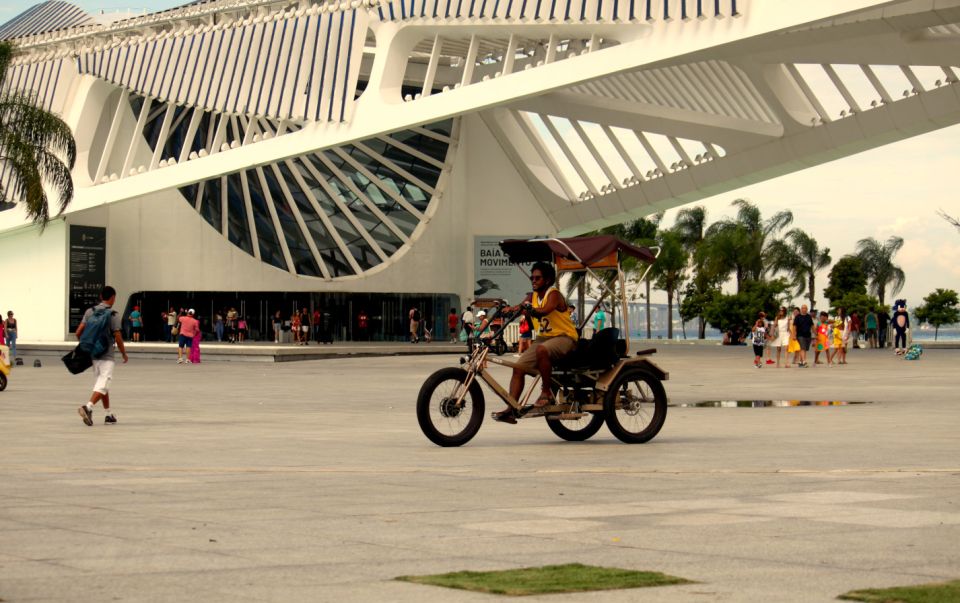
[416, 367, 485, 447]
[0, 372, 6, 391]
[603, 368, 667, 443]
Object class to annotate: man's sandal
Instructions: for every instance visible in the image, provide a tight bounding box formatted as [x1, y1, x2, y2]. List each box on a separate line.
[534, 391, 556, 408]
[492, 409, 517, 424]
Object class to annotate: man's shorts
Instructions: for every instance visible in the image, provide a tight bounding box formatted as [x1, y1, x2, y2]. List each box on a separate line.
[92, 358, 115, 394]
[797, 336, 812, 351]
[178, 334, 193, 348]
[513, 336, 576, 371]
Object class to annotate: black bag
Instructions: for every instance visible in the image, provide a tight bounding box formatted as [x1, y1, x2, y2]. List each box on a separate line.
[62, 346, 93, 374]
[412, 309, 421, 321]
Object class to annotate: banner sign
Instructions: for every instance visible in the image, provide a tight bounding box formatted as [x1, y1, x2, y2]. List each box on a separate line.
[68, 225, 106, 331]
[474, 236, 535, 307]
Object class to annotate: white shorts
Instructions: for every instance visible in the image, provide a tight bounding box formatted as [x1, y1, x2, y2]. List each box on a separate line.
[92, 358, 115, 394]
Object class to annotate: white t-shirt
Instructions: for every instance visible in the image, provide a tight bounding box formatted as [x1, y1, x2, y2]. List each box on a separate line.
[461, 310, 474, 326]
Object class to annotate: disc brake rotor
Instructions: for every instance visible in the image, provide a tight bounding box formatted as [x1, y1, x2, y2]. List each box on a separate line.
[439, 397, 463, 418]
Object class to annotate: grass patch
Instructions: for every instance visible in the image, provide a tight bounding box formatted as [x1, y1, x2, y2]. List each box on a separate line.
[839, 579, 960, 602]
[396, 563, 692, 596]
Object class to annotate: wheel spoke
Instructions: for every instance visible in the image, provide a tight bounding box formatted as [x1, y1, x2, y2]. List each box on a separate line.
[429, 378, 475, 437]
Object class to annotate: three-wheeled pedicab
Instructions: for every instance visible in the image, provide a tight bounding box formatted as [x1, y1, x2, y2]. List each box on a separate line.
[416, 236, 668, 447]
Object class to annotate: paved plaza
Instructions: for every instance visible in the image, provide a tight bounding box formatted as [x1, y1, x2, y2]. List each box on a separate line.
[1, 344, 959, 602]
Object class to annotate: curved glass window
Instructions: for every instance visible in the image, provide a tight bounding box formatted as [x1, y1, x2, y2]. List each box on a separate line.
[245, 169, 287, 271]
[132, 90, 455, 279]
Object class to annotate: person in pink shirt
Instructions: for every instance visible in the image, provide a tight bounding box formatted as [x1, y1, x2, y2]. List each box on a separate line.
[189, 313, 202, 364]
[177, 309, 200, 364]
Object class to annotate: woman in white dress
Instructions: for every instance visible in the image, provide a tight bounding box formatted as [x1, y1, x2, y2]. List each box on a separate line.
[774, 306, 791, 367]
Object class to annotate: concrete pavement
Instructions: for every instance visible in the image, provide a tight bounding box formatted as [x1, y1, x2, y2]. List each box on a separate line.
[1, 345, 958, 602]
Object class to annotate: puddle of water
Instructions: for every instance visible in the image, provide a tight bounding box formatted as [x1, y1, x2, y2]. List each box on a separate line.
[672, 400, 873, 408]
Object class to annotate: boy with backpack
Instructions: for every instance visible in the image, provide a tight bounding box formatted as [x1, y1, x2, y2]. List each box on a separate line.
[75, 285, 128, 426]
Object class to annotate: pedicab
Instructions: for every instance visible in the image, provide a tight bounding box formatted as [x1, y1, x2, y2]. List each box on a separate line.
[0, 344, 10, 391]
[416, 236, 667, 447]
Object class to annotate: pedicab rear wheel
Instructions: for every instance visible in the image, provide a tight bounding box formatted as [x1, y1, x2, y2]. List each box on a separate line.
[545, 411, 605, 441]
[417, 367, 485, 447]
[603, 369, 667, 443]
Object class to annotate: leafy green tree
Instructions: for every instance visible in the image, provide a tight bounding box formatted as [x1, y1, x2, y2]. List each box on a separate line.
[703, 279, 789, 344]
[679, 284, 718, 337]
[824, 255, 868, 304]
[648, 229, 689, 339]
[830, 292, 880, 321]
[856, 236, 905, 306]
[701, 199, 793, 292]
[0, 41, 76, 227]
[914, 288, 960, 340]
[767, 228, 831, 309]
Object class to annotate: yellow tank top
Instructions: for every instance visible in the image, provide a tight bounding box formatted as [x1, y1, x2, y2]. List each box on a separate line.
[532, 288, 578, 340]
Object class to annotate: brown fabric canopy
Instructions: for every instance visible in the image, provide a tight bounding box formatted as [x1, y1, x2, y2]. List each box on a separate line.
[499, 236, 656, 266]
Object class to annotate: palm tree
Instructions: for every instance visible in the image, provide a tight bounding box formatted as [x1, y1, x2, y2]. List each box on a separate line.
[767, 229, 831, 308]
[0, 41, 76, 228]
[673, 206, 708, 249]
[856, 236, 905, 306]
[673, 205, 711, 337]
[702, 199, 793, 290]
[649, 229, 689, 339]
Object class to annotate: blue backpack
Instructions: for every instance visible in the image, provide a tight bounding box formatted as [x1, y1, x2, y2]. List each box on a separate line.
[79, 307, 114, 359]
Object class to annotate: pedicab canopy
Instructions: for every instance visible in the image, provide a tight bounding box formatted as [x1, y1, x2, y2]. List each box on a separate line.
[499, 236, 656, 271]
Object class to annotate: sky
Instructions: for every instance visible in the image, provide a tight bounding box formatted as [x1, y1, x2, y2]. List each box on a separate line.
[3, 0, 958, 310]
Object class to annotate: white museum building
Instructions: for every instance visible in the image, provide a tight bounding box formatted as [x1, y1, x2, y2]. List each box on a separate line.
[2, 0, 960, 340]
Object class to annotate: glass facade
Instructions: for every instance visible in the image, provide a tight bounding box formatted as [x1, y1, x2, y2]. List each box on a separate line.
[123, 290, 462, 343]
[131, 92, 454, 278]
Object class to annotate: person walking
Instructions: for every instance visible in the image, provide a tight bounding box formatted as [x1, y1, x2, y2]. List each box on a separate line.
[214, 311, 225, 342]
[447, 309, 459, 343]
[461, 306, 475, 346]
[4, 311, 17, 360]
[817, 311, 834, 366]
[189, 314, 202, 363]
[312, 308, 321, 343]
[299, 308, 311, 345]
[409, 306, 421, 343]
[773, 307, 790, 367]
[877, 307, 890, 350]
[751, 318, 766, 368]
[793, 305, 815, 368]
[837, 307, 851, 364]
[864, 309, 878, 349]
[272, 311, 282, 343]
[177, 309, 200, 363]
[594, 304, 607, 332]
[291, 311, 302, 344]
[163, 307, 177, 343]
[128, 305, 142, 342]
[849, 311, 861, 350]
[226, 307, 238, 343]
[75, 286, 128, 426]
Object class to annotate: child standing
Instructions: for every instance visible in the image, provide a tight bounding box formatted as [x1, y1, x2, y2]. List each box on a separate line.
[751, 318, 766, 368]
[816, 311, 833, 366]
